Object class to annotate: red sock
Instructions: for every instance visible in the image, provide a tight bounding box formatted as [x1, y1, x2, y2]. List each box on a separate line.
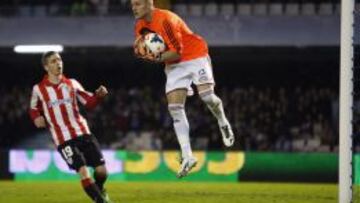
[81, 178, 103, 202]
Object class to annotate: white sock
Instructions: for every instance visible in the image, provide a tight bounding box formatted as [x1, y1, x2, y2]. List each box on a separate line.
[200, 92, 228, 126]
[168, 104, 193, 159]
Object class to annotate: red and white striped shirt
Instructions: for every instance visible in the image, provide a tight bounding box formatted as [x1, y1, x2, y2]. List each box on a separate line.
[29, 75, 100, 146]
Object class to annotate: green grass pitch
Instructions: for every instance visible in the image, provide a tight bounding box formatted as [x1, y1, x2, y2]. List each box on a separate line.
[0, 181, 353, 203]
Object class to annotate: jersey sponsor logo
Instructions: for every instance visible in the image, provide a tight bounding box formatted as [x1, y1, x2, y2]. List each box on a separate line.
[47, 98, 72, 108]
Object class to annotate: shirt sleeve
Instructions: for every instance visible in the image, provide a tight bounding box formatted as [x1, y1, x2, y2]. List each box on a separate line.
[29, 85, 43, 121]
[134, 22, 141, 39]
[160, 13, 183, 55]
[71, 79, 100, 110]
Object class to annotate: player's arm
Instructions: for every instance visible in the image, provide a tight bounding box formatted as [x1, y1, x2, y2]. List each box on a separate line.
[29, 86, 46, 128]
[157, 51, 180, 63]
[157, 17, 183, 63]
[72, 79, 108, 110]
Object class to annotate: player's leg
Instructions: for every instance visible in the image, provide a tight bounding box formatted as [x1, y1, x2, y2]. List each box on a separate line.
[167, 89, 198, 178]
[78, 166, 106, 203]
[94, 165, 112, 203]
[58, 141, 105, 203]
[94, 165, 107, 192]
[165, 62, 198, 178]
[197, 84, 234, 146]
[192, 56, 235, 147]
[167, 89, 192, 159]
[82, 135, 112, 203]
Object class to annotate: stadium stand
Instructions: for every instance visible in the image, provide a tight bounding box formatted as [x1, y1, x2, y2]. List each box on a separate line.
[0, 0, 351, 17]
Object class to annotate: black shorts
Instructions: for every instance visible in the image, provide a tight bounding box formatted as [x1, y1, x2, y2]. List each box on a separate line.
[57, 135, 105, 171]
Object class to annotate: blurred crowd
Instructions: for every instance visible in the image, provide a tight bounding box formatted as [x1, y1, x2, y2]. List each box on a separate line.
[0, 85, 347, 152]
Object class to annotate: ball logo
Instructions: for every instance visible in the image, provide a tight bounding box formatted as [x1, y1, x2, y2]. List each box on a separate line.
[150, 34, 164, 44]
[144, 33, 166, 55]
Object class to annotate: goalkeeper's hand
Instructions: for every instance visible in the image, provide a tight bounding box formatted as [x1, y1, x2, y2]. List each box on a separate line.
[133, 36, 161, 63]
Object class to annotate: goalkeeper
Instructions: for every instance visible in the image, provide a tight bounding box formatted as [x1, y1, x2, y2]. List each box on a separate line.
[131, 0, 235, 178]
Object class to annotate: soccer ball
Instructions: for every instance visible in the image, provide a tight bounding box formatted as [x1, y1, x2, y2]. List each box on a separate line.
[144, 33, 166, 56]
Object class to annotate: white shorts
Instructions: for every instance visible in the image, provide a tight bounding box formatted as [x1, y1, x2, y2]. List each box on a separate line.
[164, 55, 215, 94]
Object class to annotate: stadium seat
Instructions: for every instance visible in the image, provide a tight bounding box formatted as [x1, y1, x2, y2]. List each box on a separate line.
[318, 3, 333, 16]
[188, 4, 203, 17]
[334, 3, 340, 15]
[48, 4, 60, 16]
[301, 3, 316, 16]
[285, 3, 299, 16]
[355, 3, 360, 13]
[18, 6, 32, 17]
[237, 3, 251, 16]
[269, 3, 283, 16]
[220, 3, 235, 17]
[253, 3, 267, 16]
[204, 2, 218, 16]
[34, 6, 47, 17]
[173, 3, 188, 16]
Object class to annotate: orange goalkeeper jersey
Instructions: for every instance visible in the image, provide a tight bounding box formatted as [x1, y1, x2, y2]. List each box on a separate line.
[134, 8, 208, 64]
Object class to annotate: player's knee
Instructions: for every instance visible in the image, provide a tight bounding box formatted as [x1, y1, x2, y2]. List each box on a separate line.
[78, 166, 91, 179]
[168, 103, 185, 119]
[200, 92, 222, 107]
[95, 166, 108, 178]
